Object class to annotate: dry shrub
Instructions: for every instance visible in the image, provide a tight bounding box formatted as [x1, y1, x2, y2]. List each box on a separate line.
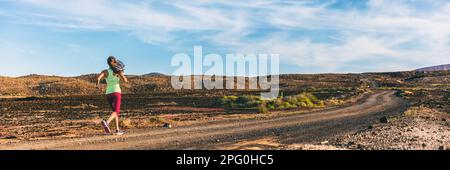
[120, 118, 134, 129]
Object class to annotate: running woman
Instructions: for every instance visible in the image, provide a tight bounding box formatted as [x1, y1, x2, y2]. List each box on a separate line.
[96, 56, 128, 135]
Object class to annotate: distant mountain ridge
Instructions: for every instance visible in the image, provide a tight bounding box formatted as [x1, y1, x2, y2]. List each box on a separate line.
[142, 72, 166, 77]
[1, 70, 448, 97]
[415, 64, 450, 72]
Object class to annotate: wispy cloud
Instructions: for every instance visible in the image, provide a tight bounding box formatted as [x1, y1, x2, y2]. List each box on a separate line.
[1, 0, 449, 73]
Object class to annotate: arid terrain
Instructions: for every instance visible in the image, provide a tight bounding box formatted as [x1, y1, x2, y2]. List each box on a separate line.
[0, 70, 448, 150]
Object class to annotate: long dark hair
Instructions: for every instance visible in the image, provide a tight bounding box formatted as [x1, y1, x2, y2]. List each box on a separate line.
[107, 56, 119, 74]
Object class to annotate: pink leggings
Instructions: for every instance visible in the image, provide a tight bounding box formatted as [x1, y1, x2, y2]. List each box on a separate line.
[106, 92, 121, 117]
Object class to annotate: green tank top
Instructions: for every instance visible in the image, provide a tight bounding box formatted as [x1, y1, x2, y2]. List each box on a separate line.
[105, 69, 121, 94]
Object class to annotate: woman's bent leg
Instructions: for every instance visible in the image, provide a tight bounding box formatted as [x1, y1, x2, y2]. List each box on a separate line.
[107, 112, 117, 124]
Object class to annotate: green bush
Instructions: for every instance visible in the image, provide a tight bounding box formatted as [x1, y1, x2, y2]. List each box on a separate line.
[221, 95, 238, 108]
[221, 92, 326, 113]
[236, 95, 263, 108]
[284, 92, 322, 108]
[258, 103, 269, 113]
[221, 95, 263, 109]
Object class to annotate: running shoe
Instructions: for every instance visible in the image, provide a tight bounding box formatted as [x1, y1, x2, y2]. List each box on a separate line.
[101, 120, 111, 134]
[115, 130, 125, 135]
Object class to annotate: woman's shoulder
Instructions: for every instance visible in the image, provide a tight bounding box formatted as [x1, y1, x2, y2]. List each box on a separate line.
[102, 69, 110, 76]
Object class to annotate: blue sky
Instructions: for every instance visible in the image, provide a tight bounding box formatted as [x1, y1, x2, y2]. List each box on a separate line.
[0, 0, 449, 76]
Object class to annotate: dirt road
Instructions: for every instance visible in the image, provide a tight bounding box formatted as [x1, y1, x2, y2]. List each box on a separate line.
[0, 91, 406, 150]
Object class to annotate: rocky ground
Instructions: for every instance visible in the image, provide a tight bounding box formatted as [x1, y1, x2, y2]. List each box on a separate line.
[329, 106, 449, 150]
[220, 106, 450, 150]
[1, 91, 448, 150]
[0, 91, 403, 150]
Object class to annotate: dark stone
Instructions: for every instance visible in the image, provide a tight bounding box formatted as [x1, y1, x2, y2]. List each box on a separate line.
[4, 135, 17, 139]
[380, 116, 389, 123]
[163, 123, 172, 128]
[356, 144, 364, 150]
[17, 96, 39, 101]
